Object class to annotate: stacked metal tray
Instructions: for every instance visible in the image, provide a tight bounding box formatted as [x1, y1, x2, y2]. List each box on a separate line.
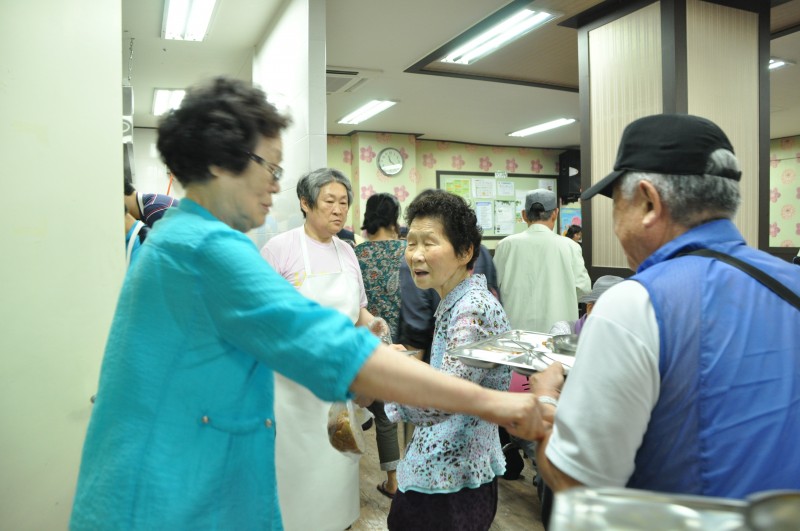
[450, 329, 577, 376]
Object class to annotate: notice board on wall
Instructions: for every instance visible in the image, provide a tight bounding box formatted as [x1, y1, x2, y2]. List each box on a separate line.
[436, 171, 558, 240]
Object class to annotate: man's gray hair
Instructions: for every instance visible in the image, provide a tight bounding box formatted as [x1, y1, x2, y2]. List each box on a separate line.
[619, 148, 741, 227]
[527, 204, 556, 222]
[297, 167, 353, 218]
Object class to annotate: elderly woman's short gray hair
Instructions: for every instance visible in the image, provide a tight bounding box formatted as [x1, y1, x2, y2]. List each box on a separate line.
[296, 167, 353, 218]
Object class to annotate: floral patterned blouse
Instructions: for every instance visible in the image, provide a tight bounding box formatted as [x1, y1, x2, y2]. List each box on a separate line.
[385, 274, 511, 494]
[355, 239, 406, 342]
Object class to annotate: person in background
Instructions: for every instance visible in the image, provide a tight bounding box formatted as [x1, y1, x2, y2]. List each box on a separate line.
[124, 179, 180, 227]
[261, 168, 391, 530]
[71, 77, 545, 530]
[357, 193, 405, 341]
[564, 224, 582, 244]
[494, 189, 591, 332]
[532, 113, 800, 500]
[336, 227, 357, 248]
[124, 205, 147, 268]
[510, 273, 623, 528]
[385, 190, 511, 531]
[355, 192, 405, 499]
[548, 275, 624, 336]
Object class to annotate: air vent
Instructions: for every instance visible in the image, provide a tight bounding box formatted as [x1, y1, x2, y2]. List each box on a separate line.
[326, 66, 381, 95]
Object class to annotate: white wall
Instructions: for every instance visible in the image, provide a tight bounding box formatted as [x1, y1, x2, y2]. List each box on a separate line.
[251, 0, 327, 248]
[0, 1, 123, 529]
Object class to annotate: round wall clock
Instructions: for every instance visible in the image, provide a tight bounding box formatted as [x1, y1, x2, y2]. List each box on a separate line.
[377, 147, 404, 176]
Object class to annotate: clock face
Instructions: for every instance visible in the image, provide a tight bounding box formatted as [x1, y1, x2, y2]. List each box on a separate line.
[377, 147, 404, 176]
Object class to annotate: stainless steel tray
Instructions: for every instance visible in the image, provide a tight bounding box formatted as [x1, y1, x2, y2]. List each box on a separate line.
[450, 329, 576, 376]
[550, 487, 746, 530]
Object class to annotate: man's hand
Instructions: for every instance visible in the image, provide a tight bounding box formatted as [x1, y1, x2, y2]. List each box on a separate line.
[529, 362, 565, 398]
[488, 391, 549, 442]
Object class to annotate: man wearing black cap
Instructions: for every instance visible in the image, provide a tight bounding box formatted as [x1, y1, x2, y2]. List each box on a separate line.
[529, 114, 800, 499]
[493, 188, 590, 332]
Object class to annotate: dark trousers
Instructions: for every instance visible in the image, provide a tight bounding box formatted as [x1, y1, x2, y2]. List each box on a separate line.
[367, 401, 400, 469]
[387, 479, 498, 531]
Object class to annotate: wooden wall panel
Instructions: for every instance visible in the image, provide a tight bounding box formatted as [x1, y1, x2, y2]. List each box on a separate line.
[687, 0, 759, 246]
[588, 2, 663, 268]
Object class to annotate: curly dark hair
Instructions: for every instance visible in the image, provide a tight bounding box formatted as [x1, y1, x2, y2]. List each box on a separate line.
[156, 77, 290, 186]
[565, 224, 582, 239]
[405, 190, 481, 269]
[361, 193, 400, 235]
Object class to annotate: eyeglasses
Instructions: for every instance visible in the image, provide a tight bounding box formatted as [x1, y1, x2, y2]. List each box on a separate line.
[245, 151, 283, 182]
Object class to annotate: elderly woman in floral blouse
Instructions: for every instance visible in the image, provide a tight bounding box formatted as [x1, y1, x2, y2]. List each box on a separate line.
[385, 190, 511, 531]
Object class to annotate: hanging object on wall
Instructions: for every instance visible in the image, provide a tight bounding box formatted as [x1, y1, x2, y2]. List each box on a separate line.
[123, 85, 134, 144]
[123, 142, 135, 184]
[123, 37, 136, 183]
[557, 149, 580, 203]
[123, 83, 135, 182]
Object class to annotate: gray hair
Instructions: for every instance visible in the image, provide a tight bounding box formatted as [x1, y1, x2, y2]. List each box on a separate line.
[527, 204, 556, 222]
[296, 167, 353, 218]
[619, 148, 741, 227]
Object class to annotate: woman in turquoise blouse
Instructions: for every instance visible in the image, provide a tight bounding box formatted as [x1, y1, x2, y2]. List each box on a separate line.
[386, 191, 511, 530]
[69, 78, 544, 530]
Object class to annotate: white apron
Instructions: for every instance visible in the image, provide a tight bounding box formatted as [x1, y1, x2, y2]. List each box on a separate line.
[275, 229, 362, 531]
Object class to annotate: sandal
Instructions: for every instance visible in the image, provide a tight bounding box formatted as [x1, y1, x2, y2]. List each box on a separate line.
[377, 480, 396, 499]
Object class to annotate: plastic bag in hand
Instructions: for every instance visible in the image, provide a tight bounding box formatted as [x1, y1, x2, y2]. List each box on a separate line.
[368, 317, 392, 344]
[327, 400, 373, 457]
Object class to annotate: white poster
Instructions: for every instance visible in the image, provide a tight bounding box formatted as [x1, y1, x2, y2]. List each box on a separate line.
[475, 201, 493, 232]
[497, 181, 515, 197]
[494, 200, 516, 235]
[538, 178, 557, 193]
[472, 178, 496, 199]
[515, 191, 529, 224]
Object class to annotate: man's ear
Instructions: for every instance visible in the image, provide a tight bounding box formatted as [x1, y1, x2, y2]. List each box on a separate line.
[639, 180, 664, 227]
[521, 209, 529, 223]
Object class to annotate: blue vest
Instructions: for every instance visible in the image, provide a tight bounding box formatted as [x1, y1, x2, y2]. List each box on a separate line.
[627, 219, 800, 498]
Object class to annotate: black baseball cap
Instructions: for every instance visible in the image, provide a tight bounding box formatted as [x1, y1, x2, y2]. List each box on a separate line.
[581, 114, 742, 200]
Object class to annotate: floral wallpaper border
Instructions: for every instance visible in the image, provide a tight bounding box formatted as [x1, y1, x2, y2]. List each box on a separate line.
[769, 135, 800, 248]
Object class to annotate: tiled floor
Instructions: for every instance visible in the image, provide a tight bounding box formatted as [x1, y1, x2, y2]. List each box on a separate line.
[350, 424, 546, 530]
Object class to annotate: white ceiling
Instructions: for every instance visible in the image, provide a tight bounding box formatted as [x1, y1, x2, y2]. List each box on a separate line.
[123, 0, 800, 150]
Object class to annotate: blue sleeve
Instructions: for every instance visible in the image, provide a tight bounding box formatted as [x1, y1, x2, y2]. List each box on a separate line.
[199, 230, 380, 402]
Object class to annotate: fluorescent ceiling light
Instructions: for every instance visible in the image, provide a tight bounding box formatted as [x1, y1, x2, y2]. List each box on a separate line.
[769, 57, 795, 70]
[509, 118, 575, 137]
[153, 89, 186, 116]
[163, 0, 217, 41]
[441, 9, 557, 65]
[337, 100, 397, 125]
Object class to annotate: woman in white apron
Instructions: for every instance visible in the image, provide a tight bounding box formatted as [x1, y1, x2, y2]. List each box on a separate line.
[262, 168, 384, 531]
